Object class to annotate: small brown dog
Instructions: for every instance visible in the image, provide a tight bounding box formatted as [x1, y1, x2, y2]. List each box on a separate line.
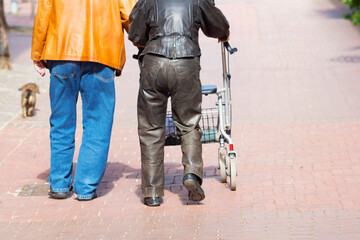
[18, 83, 40, 118]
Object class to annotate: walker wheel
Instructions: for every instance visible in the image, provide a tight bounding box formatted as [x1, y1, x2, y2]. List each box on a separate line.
[229, 153, 237, 191]
[218, 152, 227, 183]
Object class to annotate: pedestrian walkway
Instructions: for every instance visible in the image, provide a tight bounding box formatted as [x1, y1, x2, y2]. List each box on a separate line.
[0, 1, 39, 131]
[1, 0, 360, 239]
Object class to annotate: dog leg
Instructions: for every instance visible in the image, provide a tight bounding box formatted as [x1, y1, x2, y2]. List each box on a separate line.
[28, 106, 34, 116]
[22, 107, 27, 118]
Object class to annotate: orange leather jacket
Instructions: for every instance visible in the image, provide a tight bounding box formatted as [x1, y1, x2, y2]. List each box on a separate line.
[31, 0, 136, 71]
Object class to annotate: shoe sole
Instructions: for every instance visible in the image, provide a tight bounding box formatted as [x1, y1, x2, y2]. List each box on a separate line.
[77, 193, 97, 201]
[183, 178, 205, 201]
[144, 201, 161, 207]
[48, 191, 73, 199]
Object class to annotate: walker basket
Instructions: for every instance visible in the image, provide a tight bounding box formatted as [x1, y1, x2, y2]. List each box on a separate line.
[165, 108, 219, 146]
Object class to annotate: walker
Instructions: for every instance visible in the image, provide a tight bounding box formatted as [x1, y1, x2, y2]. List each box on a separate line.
[165, 42, 238, 191]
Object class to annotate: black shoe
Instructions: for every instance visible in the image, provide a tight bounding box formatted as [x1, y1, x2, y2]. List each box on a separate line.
[144, 197, 161, 207]
[183, 173, 205, 201]
[48, 186, 73, 199]
[77, 193, 97, 201]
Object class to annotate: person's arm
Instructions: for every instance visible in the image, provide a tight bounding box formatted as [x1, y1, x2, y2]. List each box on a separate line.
[31, 0, 52, 76]
[128, 0, 149, 48]
[199, 0, 230, 42]
[119, 0, 137, 33]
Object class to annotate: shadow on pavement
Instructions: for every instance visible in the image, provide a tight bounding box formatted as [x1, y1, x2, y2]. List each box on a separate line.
[130, 162, 220, 205]
[318, 0, 351, 19]
[316, 8, 348, 19]
[37, 160, 220, 204]
[37, 162, 136, 198]
[8, 33, 33, 65]
[331, 55, 360, 63]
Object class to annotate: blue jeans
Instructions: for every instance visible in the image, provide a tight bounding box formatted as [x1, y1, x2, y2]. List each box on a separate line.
[48, 61, 115, 199]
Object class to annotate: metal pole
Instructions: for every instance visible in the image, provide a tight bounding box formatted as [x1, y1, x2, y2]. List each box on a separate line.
[221, 43, 230, 129]
[217, 92, 232, 145]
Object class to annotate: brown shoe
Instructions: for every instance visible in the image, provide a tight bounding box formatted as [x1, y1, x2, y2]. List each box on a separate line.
[183, 173, 205, 201]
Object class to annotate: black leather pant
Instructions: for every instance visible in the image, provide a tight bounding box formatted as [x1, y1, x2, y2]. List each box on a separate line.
[138, 54, 203, 198]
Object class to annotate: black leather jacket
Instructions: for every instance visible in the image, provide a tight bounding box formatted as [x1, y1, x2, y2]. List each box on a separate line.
[128, 0, 230, 59]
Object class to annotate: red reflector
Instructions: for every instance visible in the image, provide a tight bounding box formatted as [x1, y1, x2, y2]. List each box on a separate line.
[230, 144, 234, 151]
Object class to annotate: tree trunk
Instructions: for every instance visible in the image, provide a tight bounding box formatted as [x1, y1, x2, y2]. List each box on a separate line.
[0, 0, 8, 29]
[0, 0, 11, 70]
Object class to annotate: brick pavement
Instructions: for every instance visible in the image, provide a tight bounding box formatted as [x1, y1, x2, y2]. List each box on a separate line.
[2, 0, 360, 239]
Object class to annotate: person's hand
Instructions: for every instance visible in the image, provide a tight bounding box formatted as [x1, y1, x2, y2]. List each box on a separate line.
[218, 34, 230, 43]
[33, 60, 46, 77]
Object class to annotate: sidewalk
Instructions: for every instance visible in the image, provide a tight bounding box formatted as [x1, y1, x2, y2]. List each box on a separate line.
[0, 1, 39, 131]
[2, 0, 360, 239]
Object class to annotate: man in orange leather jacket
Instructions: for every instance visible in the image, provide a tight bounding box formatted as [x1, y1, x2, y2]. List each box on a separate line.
[31, 0, 135, 201]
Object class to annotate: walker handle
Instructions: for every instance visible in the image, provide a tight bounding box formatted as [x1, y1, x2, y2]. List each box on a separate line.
[132, 48, 144, 60]
[223, 42, 238, 55]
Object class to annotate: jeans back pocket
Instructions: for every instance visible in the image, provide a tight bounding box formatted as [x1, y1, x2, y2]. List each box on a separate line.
[94, 63, 115, 82]
[52, 62, 77, 79]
